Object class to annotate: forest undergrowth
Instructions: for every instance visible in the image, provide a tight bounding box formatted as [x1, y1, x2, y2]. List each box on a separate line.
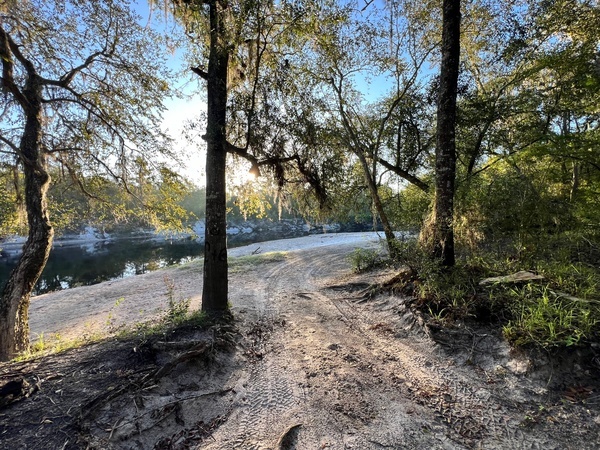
[351, 232, 600, 351]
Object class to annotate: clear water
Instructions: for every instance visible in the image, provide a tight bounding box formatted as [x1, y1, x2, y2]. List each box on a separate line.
[0, 227, 313, 295]
[0, 238, 204, 295]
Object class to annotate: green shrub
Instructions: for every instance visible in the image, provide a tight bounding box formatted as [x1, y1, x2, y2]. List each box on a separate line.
[388, 184, 431, 232]
[502, 285, 600, 347]
[349, 248, 383, 273]
[163, 275, 192, 326]
[394, 235, 600, 349]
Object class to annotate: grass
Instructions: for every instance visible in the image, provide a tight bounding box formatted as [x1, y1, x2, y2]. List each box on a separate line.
[17, 330, 105, 362]
[501, 284, 600, 348]
[349, 248, 385, 273]
[115, 308, 209, 348]
[391, 235, 600, 349]
[17, 279, 209, 362]
[19, 309, 210, 362]
[228, 251, 288, 273]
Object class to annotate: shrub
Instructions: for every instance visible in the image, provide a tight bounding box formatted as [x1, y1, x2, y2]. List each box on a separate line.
[164, 276, 191, 326]
[349, 248, 384, 273]
[393, 236, 600, 349]
[502, 285, 600, 347]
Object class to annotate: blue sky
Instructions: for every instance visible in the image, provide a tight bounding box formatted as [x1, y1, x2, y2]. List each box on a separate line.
[133, 0, 208, 186]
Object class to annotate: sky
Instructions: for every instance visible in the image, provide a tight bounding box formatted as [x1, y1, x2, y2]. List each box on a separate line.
[134, 1, 208, 187]
[161, 97, 207, 186]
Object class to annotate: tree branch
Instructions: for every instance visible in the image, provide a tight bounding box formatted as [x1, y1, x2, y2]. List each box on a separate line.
[0, 133, 19, 153]
[42, 50, 107, 88]
[190, 66, 208, 80]
[0, 24, 29, 108]
[373, 43, 436, 153]
[55, 157, 110, 203]
[375, 156, 429, 192]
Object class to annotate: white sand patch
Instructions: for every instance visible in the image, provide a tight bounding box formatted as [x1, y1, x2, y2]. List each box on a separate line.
[28, 232, 385, 343]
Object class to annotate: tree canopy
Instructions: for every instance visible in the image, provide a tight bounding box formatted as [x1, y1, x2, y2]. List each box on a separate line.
[0, 0, 182, 360]
[1, 0, 599, 358]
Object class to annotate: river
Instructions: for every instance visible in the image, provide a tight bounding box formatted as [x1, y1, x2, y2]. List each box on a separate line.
[0, 220, 373, 295]
[0, 238, 207, 295]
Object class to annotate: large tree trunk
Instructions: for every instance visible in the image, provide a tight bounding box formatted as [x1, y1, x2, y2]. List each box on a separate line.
[432, 0, 461, 267]
[201, 0, 229, 315]
[0, 78, 53, 361]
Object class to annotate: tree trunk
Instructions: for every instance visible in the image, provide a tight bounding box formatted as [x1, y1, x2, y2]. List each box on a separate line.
[0, 78, 53, 361]
[201, 0, 229, 315]
[570, 162, 580, 202]
[432, 0, 461, 267]
[371, 151, 378, 233]
[562, 114, 579, 203]
[356, 150, 397, 258]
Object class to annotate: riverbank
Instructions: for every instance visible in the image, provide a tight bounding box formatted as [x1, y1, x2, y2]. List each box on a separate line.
[1, 220, 375, 294]
[28, 232, 384, 343]
[3, 231, 599, 450]
[0, 218, 359, 255]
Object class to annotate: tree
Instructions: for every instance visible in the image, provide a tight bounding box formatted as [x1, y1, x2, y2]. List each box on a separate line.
[293, 0, 437, 256]
[0, 0, 173, 360]
[166, 0, 329, 315]
[166, 0, 256, 314]
[197, 0, 229, 314]
[450, 0, 600, 245]
[431, 0, 461, 267]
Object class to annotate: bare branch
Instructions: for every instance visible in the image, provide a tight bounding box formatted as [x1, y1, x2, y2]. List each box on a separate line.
[190, 66, 208, 80]
[0, 133, 19, 153]
[42, 50, 107, 88]
[223, 140, 251, 158]
[375, 156, 429, 192]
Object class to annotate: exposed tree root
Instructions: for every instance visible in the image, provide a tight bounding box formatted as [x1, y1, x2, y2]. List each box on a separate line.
[78, 336, 224, 423]
[275, 423, 302, 450]
[330, 267, 418, 302]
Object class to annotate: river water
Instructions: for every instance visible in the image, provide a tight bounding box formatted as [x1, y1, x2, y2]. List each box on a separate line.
[0, 222, 368, 295]
[0, 238, 207, 295]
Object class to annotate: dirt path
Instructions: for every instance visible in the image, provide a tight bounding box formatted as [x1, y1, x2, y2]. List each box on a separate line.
[205, 242, 598, 449]
[210, 243, 457, 449]
[3, 233, 600, 449]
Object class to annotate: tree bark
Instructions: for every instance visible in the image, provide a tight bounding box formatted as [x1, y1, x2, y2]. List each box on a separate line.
[562, 113, 580, 203]
[432, 0, 461, 267]
[356, 150, 398, 258]
[570, 162, 580, 202]
[0, 76, 53, 361]
[201, 0, 229, 315]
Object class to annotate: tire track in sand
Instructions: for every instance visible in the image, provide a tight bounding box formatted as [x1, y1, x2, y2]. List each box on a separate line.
[203, 241, 583, 449]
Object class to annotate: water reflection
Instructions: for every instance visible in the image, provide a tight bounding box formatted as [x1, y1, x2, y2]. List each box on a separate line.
[0, 238, 204, 295]
[0, 226, 315, 295]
